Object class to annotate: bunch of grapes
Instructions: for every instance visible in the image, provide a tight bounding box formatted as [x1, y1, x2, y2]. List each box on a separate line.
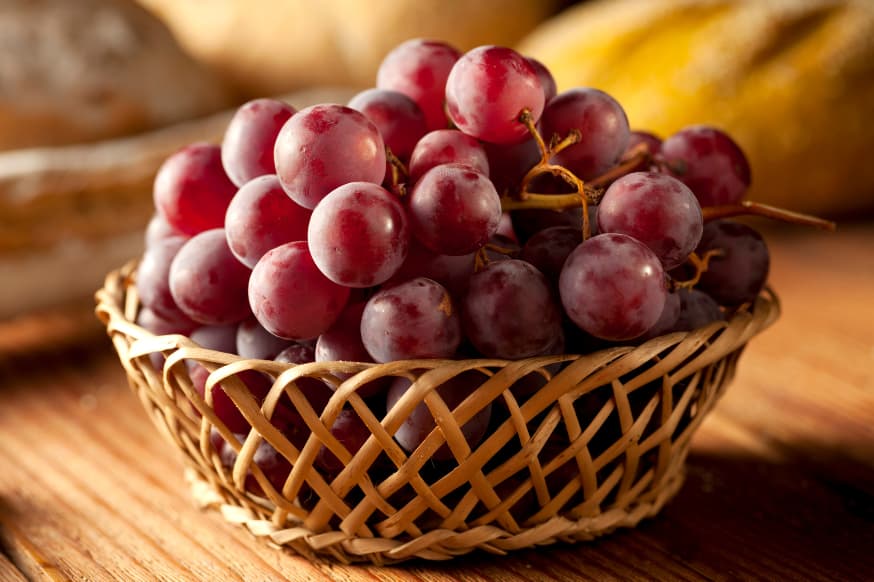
[136, 39, 830, 493]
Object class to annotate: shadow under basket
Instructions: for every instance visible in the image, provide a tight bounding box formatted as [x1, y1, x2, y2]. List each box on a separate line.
[95, 262, 779, 565]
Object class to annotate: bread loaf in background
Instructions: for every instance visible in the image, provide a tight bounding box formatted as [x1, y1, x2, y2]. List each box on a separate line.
[519, 0, 874, 216]
[134, 0, 563, 96]
[0, 0, 233, 151]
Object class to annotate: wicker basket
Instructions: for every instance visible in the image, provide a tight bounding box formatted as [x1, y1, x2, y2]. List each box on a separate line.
[95, 261, 779, 565]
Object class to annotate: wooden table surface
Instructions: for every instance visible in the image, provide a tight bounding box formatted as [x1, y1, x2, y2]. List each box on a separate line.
[1, 224, 872, 581]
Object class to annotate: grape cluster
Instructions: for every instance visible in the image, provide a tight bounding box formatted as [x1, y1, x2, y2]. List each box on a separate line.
[137, 39, 778, 489]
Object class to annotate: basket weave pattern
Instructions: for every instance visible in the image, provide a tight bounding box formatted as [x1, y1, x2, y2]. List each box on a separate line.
[96, 262, 779, 564]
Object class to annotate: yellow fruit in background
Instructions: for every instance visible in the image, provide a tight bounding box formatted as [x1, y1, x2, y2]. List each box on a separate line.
[136, 0, 561, 98]
[519, 0, 874, 216]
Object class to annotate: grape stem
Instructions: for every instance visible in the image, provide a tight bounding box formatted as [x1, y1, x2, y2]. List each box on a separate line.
[671, 249, 724, 290]
[702, 201, 836, 231]
[588, 143, 651, 189]
[386, 148, 409, 197]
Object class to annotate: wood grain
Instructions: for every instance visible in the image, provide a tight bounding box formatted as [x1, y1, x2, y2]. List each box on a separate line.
[0, 225, 872, 581]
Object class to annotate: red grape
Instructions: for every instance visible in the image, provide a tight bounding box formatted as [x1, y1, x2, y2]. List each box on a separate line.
[136, 307, 197, 336]
[225, 174, 312, 269]
[408, 129, 489, 183]
[540, 88, 630, 181]
[461, 259, 562, 359]
[386, 242, 476, 299]
[347, 89, 427, 161]
[154, 143, 237, 236]
[674, 289, 725, 331]
[145, 213, 185, 248]
[597, 172, 703, 270]
[315, 407, 372, 474]
[519, 225, 582, 284]
[408, 164, 501, 256]
[137, 236, 189, 320]
[636, 290, 682, 341]
[236, 317, 294, 360]
[483, 137, 541, 195]
[222, 98, 296, 187]
[274, 104, 386, 209]
[445, 46, 544, 145]
[526, 57, 557, 103]
[559, 234, 667, 341]
[308, 182, 410, 287]
[661, 126, 751, 207]
[190, 365, 271, 433]
[210, 427, 291, 495]
[387, 371, 492, 461]
[249, 242, 349, 340]
[376, 39, 461, 132]
[695, 220, 769, 306]
[169, 229, 252, 325]
[361, 277, 461, 362]
[190, 323, 239, 354]
[274, 343, 333, 415]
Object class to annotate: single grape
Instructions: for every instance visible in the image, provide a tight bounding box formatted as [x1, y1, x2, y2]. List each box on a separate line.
[519, 225, 582, 285]
[145, 213, 186, 248]
[408, 164, 501, 256]
[597, 172, 703, 270]
[136, 307, 197, 337]
[483, 136, 541, 195]
[274, 343, 333, 415]
[347, 89, 427, 161]
[225, 175, 312, 269]
[190, 365, 271, 433]
[674, 288, 725, 331]
[137, 236, 189, 320]
[274, 104, 386, 209]
[169, 229, 252, 325]
[308, 182, 410, 287]
[361, 277, 461, 362]
[236, 317, 294, 360]
[525, 57, 557, 103]
[385, 242, 476, 299]
[559, 233, 667, 341]
[408, 129, 489, 183]
[511, 206, 585, 243]
[695, 220, 770, 305]
[222, 98, 296, 187]
[315, 407, 372, 474]
[661, 126, 751, 207]
[387, 371, 492, 461]
[445, 46, 544, 145]
[376, 39, 461, 131]
[249, 241, 350, 340]
[210, 427, 291, 496]
[154, 143, 237, 236]
[623, 130, 663, 173]
[540, 88, 630, 181]
[190, 323, 239, 354]
[462, 259, 563, 359]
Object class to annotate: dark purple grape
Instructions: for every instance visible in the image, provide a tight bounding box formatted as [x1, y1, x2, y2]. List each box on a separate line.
[236, 317, 293, 360]
[636, 290, 682, 341]
[348, 89, 428, 161]
[361, 278, 461, 362]
[225, 175, 312, 269]
[661, 126, 751, 207]
[222, 98, 296, 187]
[376, 39, 461, 132]
[190, 323, 239, 354]
[674, 289, 725, 331]
[525, 56, 557, 103]
[623, 131, 663, 173]
[408, 164, 501, 256]
[540, 88, 630, 181]
[559, 233, 667, 341]
[136, 307, 197, 336]
[210, 427, 291, 496]
[387, 371, 492, 461]
[445, 46, 544, 145]
[483, 136, 541, 195]
[408, 129, 489, 183]
[308, 182, 410, 287]
[249, 242, 350, 340]
[695, 220, 769, 306]
[597, 172, 703, 270]
[154, 143, 237, 236]
[462, 259, 562, 359]
[169, 229, 252, 325]
[520, 225, 582, 284]
[512, 206, 584, 242]
[274, 344, 333, 416]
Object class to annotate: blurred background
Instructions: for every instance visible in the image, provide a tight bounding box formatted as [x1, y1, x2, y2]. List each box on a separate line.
[1, 0, 872, 348]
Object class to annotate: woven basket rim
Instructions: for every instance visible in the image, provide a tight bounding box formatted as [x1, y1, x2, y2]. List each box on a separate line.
[95, 260, 781, 565]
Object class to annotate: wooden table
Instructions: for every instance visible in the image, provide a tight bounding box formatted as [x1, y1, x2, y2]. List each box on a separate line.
[1, 224, 872, 581]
